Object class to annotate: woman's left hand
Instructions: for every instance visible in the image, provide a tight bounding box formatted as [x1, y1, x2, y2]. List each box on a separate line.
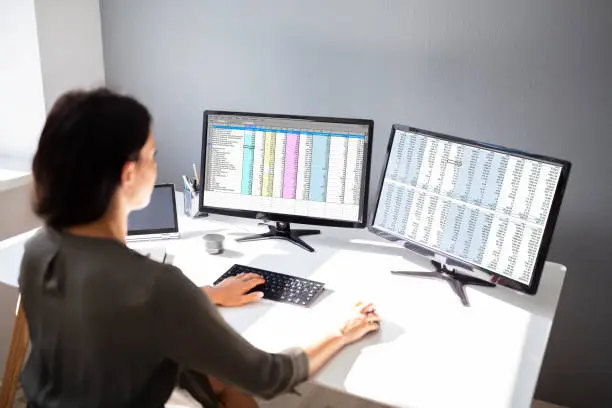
[202, 273, 265, 307]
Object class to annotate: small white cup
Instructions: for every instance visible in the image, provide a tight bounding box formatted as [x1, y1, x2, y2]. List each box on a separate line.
[202, 233, 225, 255]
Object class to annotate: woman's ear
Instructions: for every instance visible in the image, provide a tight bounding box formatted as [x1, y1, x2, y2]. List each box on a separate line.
[121, 161, 137, 191]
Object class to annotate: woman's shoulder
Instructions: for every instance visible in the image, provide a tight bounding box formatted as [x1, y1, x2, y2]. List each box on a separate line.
[22, 227, 180, 279]
[20, 227, 185, 298]
[21, 227, 61, 271]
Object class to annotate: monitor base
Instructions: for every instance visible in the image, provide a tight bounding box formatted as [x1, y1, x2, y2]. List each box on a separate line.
[235, 222, 320, 252]
[391, 260, 495, 307]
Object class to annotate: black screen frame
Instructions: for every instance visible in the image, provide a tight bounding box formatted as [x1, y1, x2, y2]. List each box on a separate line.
[127, 183, 179, 236]
[199, 110, 373, 228]
[368, 124, 571, 295]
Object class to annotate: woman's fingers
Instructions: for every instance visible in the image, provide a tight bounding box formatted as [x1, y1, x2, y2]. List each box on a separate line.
[358, 302, 375, 314]
[366, 313, 381, 323]
[241, 273, 263, 282]
[367, 321, 381, 331]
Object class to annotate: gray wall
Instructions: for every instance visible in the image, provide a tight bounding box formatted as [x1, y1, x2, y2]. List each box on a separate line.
[100, 1, 612, 406]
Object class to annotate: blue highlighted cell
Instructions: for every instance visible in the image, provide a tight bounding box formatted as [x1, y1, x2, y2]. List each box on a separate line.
[241, 131, 255, 194]
[309, 136, 330, 202]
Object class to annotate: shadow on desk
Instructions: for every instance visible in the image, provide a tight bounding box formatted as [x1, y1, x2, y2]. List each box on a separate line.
[178, 229, 225, 240]
[336, 236, 564, 319]
[312, 318, 406, 393]
[245, 245, 337, 281]
[320, 235, 434, 272]
[214, 249, 243, 259]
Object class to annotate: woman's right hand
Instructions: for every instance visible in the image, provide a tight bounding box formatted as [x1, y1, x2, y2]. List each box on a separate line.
[338, 302, 381, 345]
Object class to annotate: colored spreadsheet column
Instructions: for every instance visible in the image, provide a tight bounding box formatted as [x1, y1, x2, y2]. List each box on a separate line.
[283, 132, 300, 199]
[251, 130, 265, 196]
[272, 132, 287, 198]
[309, 132, 331, 202]
[241, 130, 255, 194]
[262, 131, 276, 197]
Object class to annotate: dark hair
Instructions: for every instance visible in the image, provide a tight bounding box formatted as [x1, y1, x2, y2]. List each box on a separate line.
[32, 88, 152, 229]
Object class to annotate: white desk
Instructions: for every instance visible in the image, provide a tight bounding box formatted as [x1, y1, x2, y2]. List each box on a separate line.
[0, 195, 567, 408]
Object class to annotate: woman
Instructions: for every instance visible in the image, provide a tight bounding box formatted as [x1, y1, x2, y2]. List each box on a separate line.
[18, 88, 381, 408]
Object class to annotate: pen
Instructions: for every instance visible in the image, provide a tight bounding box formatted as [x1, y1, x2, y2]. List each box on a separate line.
[182, 175, 195, 196]
[192, 163, 200, 187]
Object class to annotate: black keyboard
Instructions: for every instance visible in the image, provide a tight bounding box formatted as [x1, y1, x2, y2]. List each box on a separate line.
[214, 264, 325, 307]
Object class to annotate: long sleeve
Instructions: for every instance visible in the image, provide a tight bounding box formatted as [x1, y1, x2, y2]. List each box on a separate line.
[147, 266, 309, 400]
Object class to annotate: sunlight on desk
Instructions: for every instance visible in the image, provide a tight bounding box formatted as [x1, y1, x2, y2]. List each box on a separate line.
[213, 245, 551, 408]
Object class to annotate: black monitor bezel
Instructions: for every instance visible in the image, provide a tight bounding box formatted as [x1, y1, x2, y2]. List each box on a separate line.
[368, 124, 571, 295]
[199, 110, 374, 228]
[127, 183, 179, 236]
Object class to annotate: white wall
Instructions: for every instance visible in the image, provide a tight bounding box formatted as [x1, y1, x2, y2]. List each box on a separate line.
[0, 0, 46, 379]
[0, 0, 47, 160]
[0, 0, 105, 386]
[0, 0, 106, 160]
[35, 0, 106, 110]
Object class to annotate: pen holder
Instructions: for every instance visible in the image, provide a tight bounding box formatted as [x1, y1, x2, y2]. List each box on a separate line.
[182, 176, 198, 217]
[182, 174, 208, 218]
[183, 187, 199, 217]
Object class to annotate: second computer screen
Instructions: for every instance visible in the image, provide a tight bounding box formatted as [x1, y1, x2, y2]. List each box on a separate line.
[203, 114, 369, 222]
[373, 128, 562, 285]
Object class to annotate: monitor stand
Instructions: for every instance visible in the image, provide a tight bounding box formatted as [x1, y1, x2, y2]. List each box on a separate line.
[235, 222, 320, 252]
[391, 260, 495, 307]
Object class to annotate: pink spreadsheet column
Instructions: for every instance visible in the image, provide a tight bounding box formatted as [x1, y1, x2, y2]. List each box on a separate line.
[283, 132, 300, 199]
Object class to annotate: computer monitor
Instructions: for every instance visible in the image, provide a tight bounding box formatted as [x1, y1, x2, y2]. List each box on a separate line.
[369, 124, 571, 304]
[199, 110, 373, 252]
